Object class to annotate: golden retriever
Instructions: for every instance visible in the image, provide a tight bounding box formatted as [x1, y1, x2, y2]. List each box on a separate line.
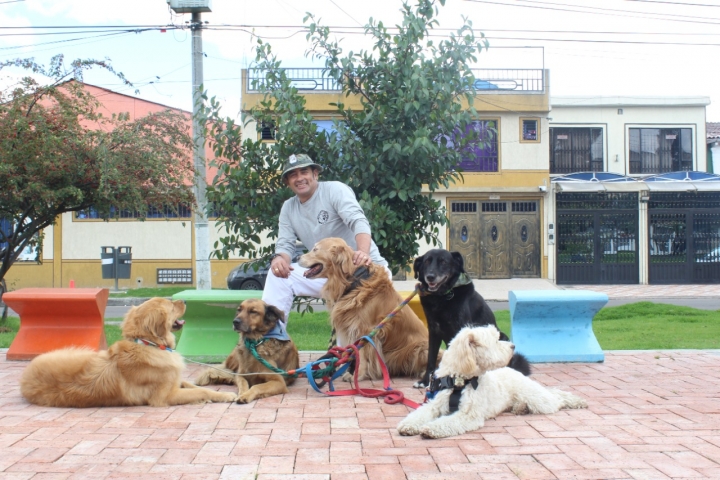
[194, 299, 299, 404]
[299, 237, 431, 382]
[20, 298, 237, 408]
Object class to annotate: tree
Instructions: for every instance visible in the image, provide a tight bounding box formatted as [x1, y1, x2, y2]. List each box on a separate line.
[202, 0, 488, 272]
[0, 55, 195, 285]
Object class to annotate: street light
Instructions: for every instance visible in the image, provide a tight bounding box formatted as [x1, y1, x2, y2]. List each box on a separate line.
[167, 0, 212, 290]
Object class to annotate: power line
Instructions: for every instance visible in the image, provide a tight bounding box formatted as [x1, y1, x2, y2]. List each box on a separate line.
[465, 0, 720, 25]
[0, 30, 144, 51]
[626, 0, 720, 6]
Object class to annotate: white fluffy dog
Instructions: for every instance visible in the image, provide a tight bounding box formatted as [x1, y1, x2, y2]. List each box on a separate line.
[397, 325, 588, 439]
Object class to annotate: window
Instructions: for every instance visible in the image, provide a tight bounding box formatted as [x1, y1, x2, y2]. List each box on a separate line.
[550, 127, 603, 174]
[260, 121, 275, 140]
[1, 218, 39, 262]
[629, 128, 692, 174]
[75, 204, 192, 220]
[520, 118, 539, 143]
[455, 120, 499, 172]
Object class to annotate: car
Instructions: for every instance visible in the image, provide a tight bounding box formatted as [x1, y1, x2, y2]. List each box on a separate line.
[697, 245, 720, 263]
[227, 249, 304, 290]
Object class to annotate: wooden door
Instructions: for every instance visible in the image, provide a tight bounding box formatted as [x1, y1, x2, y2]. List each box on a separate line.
[480, 202, 510, 278]
[448, 201, 481, 277]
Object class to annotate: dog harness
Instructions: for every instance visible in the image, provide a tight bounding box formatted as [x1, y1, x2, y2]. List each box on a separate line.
[342, 265, 372, 296]
[426, 374, 479, 413]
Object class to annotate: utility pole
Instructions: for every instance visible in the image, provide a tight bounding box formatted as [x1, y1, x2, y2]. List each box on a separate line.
[190, 11, 211, 290]
[167, 0, 212, 290]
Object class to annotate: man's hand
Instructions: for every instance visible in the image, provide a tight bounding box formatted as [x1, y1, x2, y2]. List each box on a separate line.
[352, 250, 372, 266]
[270, 254, 293, 278]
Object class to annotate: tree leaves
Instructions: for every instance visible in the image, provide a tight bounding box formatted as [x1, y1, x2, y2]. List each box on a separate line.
[0, 56, 194, 282]
[202, 0, 486, 273]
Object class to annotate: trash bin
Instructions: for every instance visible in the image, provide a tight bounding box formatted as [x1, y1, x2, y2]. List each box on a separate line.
[116, 246, 132, 279]
[101, 247, 116, 279]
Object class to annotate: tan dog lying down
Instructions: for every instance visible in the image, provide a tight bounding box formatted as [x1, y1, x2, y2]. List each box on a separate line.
[20, 298, 237, 408]
[194, 299, 299, 404]
[299, 237, 432, 382]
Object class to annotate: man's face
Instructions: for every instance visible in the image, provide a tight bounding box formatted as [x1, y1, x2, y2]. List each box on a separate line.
[285, 166, 319, 201]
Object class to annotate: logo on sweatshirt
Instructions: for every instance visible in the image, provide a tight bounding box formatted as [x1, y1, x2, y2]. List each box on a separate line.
[317, 210, 329, 224]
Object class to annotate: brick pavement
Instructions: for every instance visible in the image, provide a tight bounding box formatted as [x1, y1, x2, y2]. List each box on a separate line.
[2, 349, 720, 479]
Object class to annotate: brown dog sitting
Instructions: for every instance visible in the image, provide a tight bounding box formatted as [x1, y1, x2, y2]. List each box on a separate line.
[299, 237, 432, 382]
[194, 299, 299, 404]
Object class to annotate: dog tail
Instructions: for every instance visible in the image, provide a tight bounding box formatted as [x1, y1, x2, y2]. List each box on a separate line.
[508, 352, 532, 376]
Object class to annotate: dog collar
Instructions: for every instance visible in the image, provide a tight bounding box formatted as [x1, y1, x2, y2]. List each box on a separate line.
[262, 321, 291, 341]
[134, 338, 173, 352]
[419, 272, 473, 299]
[342, 265, 372, 296]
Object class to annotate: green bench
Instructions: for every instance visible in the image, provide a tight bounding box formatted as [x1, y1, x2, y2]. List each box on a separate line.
[171, 290, 263, 363]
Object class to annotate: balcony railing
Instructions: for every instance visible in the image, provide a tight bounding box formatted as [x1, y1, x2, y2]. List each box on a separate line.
[246, 68, 545, 93]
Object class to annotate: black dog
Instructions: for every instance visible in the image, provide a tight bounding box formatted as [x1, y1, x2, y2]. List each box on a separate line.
[413, 249, 531, 387]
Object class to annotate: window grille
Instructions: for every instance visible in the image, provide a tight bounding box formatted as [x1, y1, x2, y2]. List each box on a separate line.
[482, 202, 507, 212]
[550, 127, 604, 174]
[629, 128, 692, 174]
[451, 202, 477, 213]
[512, 202, 537, 212]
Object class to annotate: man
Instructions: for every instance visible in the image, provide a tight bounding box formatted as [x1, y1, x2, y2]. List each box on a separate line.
[262, 153, 391, 325]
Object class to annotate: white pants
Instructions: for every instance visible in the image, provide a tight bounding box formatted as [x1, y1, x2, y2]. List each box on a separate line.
[261, 263, 393, 322]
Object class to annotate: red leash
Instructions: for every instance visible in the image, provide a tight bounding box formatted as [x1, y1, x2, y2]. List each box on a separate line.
[319, 341, 423, 409]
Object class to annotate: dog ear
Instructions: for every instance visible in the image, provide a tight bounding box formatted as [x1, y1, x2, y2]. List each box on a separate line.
[451, 251, 465, 272]
[141, 299, 169, 340]
[413, 254, 424, 279]
[445, 329, 480, 377]
[333, 245, 355, 276]
[264, 305, 285, 325]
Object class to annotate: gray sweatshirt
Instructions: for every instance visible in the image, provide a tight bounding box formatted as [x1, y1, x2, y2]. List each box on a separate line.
[276, 181, 388, 266]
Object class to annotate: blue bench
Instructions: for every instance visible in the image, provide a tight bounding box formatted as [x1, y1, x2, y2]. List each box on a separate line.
[509, 290, 607, 363]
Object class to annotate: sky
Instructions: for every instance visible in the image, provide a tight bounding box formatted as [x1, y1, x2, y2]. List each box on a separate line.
[1, 0, 720, 121]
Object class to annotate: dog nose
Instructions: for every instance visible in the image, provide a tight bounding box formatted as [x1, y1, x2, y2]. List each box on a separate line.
[511, 344, 516, 351]
[426, 274, 436, 282]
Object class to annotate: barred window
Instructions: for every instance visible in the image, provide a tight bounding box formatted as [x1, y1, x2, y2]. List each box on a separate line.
[629, 128, 692, 174]
[455, 120, 499, 172]
[75, 204, 192, 220]
[550, 127, 603, 174]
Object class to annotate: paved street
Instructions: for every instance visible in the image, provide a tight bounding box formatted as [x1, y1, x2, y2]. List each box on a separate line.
[1, 280, 719, 478]
[2, 349, 720, 479]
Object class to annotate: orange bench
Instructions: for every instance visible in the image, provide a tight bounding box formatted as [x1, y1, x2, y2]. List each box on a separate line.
[4, 288, 109, 361]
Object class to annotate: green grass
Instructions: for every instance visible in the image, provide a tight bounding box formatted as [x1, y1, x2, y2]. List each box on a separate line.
[3, 302, 719, 352]
[0, 318, 124, 349]
[592, 302, 720, 350]
[286, 311, 333, 350]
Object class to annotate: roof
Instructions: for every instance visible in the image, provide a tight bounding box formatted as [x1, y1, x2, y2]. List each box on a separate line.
[552, 171, 720, 192]
[707, 122, 720, 140]
[551, 96, 711, 108]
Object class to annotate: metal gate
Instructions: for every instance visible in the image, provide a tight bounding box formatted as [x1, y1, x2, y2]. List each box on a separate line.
[556, 192, 639, 284]
[449, 200, 540, 279]
[648, 192, 720, 284]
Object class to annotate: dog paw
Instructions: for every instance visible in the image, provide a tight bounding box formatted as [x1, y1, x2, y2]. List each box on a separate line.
[221, 393, 238, 403]
[412, 380, 426, 389]
[397, 424, 421, 436]
[419, 427, 444, 439]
